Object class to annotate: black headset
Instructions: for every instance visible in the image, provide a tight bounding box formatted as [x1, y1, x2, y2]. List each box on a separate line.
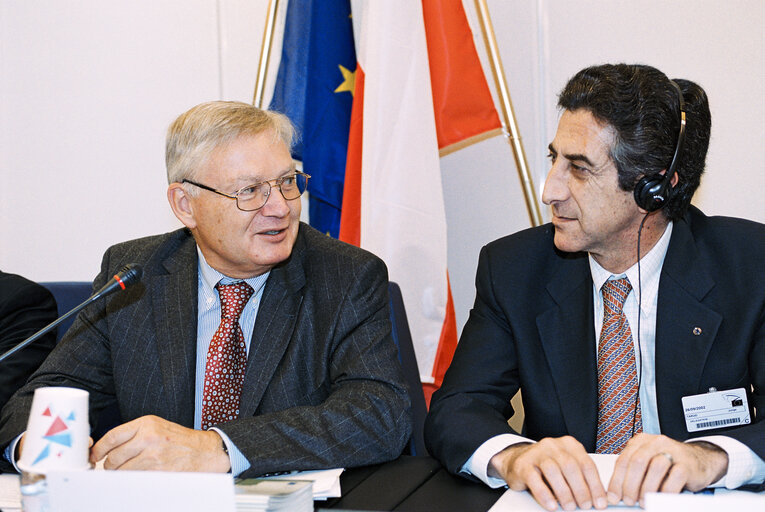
[632, 81, 687, 212]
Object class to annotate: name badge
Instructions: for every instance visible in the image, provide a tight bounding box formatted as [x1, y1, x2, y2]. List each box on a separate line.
[682, 387, 750, 433]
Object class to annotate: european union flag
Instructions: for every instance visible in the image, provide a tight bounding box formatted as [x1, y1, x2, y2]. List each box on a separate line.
[269, 0, 356, 238]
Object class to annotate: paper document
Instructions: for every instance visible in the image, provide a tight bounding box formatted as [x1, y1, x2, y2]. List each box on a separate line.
[0, 473, 21, 510]
[645, 489, 764, 511]
[257, 468, 343, 500]
[235, 479, 313, 511]
[488, 454, 720, 511]
[489, 459, 643, 512]
[46, 470, 236, 512]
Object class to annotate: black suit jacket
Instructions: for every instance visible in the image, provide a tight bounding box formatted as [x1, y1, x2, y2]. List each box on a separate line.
[425, 207, 764, 484]
[0, 271, 57, 411]
[0, 223, 411, 476]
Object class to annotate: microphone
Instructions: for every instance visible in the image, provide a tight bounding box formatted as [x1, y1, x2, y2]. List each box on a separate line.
[0, 264, 143, 364]
[91, 263, 143, 301]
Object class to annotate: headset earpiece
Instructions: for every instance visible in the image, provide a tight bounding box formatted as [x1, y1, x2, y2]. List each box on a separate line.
[634, 174, 672, 212]
[633, 81, 686, 212]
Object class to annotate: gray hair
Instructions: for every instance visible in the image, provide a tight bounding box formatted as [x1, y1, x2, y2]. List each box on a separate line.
[165, 100, 295, 187]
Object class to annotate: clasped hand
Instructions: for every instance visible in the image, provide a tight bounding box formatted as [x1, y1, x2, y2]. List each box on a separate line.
[89, 415, 230, 472]
[489, 433, 728, 510]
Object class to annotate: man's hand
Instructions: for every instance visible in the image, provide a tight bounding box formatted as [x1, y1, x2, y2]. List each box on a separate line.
[489, 436, 608, 511]
[608, 433, 729, 507]
[90, 415, 231, 472]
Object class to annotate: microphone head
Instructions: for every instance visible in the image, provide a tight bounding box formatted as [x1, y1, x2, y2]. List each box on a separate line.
[115, 263, 143, 289]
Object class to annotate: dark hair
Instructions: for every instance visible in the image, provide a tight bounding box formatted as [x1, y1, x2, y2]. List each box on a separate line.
[558, 63, 711, 220]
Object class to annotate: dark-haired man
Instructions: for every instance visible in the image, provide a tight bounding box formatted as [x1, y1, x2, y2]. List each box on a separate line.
[425, 63, 764, 510]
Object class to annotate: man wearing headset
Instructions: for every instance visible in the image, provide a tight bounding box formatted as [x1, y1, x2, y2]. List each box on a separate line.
[425, 63, 765, 510]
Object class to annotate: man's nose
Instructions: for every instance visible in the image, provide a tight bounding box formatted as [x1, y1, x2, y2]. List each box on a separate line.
[260, 185, 291, 215]
[541, 164, 567, 206]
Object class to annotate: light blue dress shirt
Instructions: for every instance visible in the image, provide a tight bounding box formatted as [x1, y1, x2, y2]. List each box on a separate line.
[195, 247, 269, 476]
[3, 248, 270, 475]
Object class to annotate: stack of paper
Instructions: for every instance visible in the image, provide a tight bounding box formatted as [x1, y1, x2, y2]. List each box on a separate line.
[235, 479, 313, 512]
[260, 468, 343, 500]
[0, 474, 22, 512]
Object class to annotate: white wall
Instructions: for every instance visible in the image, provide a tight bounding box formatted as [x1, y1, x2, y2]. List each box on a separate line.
[2, 0, 763, 336]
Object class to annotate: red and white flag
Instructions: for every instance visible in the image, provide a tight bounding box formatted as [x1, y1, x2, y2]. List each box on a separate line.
[340, 0, 501, 402]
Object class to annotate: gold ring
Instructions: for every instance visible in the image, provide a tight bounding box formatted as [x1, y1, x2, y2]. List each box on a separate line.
[659, 452, 674, 465]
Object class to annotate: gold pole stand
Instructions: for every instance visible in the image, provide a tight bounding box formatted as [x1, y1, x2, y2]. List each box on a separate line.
[474, 0, 543, 227]
[252, 0, 280, 108]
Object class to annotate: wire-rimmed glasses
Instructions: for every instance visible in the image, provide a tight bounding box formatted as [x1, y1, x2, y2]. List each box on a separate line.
[182, 171, 311, 211]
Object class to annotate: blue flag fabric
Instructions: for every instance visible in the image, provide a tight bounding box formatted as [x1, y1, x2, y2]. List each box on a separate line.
[269, 0, 356, 238]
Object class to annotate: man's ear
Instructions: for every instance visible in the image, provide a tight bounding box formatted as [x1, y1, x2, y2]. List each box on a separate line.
[658, 168, 680, 188]
[668, 170, 679, 188]
[167, 183, 197, 229]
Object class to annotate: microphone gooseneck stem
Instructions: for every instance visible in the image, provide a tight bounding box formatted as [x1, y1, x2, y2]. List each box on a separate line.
[0, 263, 143, 364]
[0, 295, 98, 363]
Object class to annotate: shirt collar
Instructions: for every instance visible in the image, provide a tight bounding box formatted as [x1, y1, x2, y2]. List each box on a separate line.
[196, 246, 270, 304]
[589, 221, 673, 314]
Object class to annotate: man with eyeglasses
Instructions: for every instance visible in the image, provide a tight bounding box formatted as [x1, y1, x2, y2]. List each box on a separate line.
[0, 101, 412, 477]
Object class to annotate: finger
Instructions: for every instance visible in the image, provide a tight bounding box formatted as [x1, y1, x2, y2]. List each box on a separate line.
[608, 444, 650, 506]
[91, 421, 140, 462]
[100, 436, 148, 470]
[607, 449, 631, 504]
[524, 468, 561, 512]
[556, 454, 601, 510]
[579, 456, 608, 509]
[659, 464, 687, 494]
[538, 459, 578, 511]
[619, 458, 650, 506]
[107, 448, 157, 471]
[638, 453, 673, 506]
[607, 433, 657, 504]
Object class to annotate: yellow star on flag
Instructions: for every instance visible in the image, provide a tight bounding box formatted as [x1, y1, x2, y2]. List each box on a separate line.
[334, 64, 355, 96]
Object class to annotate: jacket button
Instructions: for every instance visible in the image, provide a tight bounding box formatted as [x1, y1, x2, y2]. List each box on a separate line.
[693, 327, 702, 336]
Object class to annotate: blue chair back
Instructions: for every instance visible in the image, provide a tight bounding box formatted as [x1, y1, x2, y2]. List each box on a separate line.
[388, 282, 428, 456]
[40, 282, 92, 341]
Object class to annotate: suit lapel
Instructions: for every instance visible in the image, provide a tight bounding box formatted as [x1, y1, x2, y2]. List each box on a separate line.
[238, 227, 307, 418]
[537, 255, 599, 450]
[152, 232, 198, 427]
[655, 218, 720, 439]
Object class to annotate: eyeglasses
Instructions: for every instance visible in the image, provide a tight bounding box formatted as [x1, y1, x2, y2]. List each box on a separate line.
[182, 171, 311, 212]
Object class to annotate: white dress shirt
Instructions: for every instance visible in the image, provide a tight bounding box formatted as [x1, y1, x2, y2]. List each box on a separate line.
[463, 222, 765, 489]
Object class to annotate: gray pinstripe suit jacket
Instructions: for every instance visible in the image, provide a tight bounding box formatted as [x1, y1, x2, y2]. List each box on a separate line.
[0, 223, 412, 476]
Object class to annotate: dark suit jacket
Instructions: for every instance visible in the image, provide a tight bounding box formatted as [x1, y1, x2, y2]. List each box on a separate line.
[425, 206, 765, 485]
[0, 271, 58, 411]
[0, 223, 411, 476]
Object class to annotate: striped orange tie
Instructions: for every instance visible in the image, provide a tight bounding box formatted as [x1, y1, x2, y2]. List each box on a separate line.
[595, 278, 642, 453]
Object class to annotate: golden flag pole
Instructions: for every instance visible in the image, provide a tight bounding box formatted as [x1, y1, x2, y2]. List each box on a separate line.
[252, 0, 281, 108]
[473, 0, 543, 227]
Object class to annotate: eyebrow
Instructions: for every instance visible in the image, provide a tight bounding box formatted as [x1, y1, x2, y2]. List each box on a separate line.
[548, 143, 596, 168]
[237, 164, 298, 186]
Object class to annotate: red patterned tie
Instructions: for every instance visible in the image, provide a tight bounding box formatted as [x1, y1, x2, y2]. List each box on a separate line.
[201, 281, 254, 430]
[595, 278, 642, 453]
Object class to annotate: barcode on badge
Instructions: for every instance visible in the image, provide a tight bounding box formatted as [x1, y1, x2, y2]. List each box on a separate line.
[695, 417, 740, 429]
